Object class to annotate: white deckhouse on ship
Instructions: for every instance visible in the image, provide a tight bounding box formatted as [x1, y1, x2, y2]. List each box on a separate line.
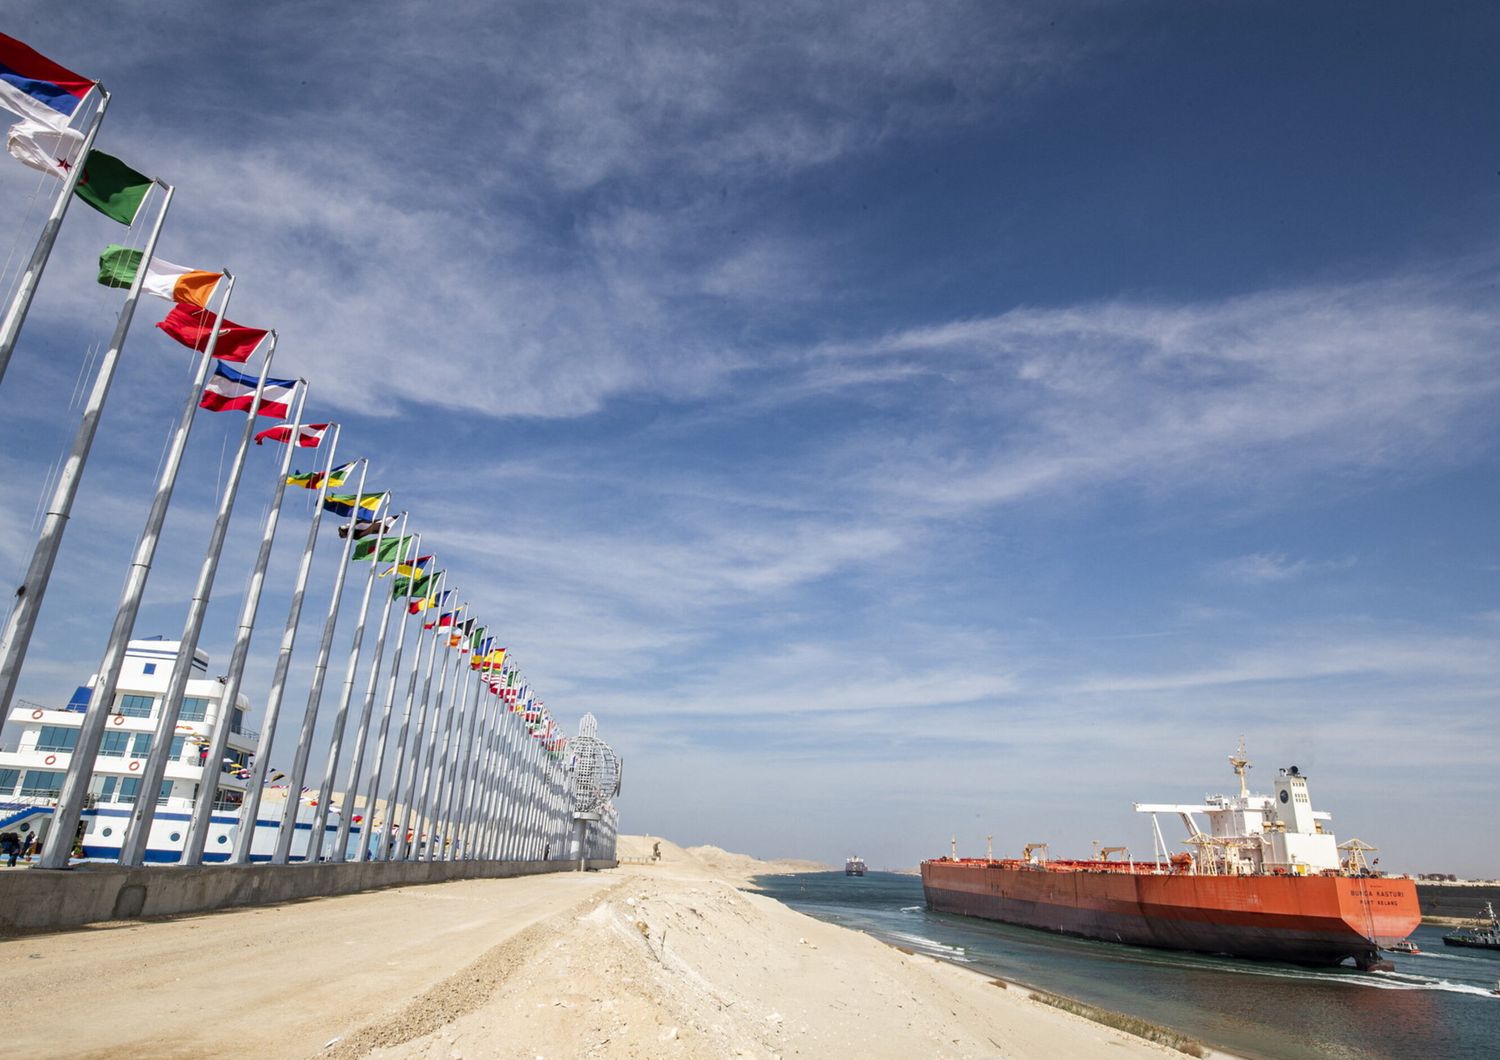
[0, 637, 340, 862]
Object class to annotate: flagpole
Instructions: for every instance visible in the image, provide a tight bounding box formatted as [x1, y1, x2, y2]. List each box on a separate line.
[0, 180, 172, 730]
[488, 699, 521, 860]
[270, 460, 371, 863]
[480, 689, 510, 859]
[181, 383, 309, 866]
[355, 531, 419, 862]
[432, 648, 479, 860]
[311, 509, 403, 862]
[466, 660, 506, 859]
[473, 669, 508, 858]
[0, 87, 110, 389]
[228, 423, 342, 865]
[386, 569, 445, 860]
[117, 334, 278, 866]
[430, 655, 471, 860]
[393, 575, 448, 860]
[485, 687, 515, 858]
[484, 691, 514, 860]
[411, 602, 462, 857]
[39, 273, 236, 870]
[338, 517, 409, 862]
[502, 712, 529, 860]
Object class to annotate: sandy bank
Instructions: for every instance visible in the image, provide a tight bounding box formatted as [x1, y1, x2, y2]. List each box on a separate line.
[0, 837, 1194, 1058]
[347, 836, 1183, 1059]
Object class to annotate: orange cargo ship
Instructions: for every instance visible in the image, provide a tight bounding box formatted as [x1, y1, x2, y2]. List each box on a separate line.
[922, 747, 1421, 971]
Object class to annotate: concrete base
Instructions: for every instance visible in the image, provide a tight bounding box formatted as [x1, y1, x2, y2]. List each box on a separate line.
[0, 857, 619, 937]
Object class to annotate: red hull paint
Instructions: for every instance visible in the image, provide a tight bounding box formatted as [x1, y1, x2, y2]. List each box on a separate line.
[921, 859, 1420, 969]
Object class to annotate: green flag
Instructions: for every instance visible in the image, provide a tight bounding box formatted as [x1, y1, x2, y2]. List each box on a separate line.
[391, 572, 430, 599]
[354, 534, 413, 562]
[75, 150, 152, 225]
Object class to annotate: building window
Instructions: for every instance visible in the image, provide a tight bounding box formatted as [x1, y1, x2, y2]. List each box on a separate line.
[115, 778, 172, 805]
[129, 733, 152, 759]
[170, 735, 187, 761]
[180, 697, 209, 722]
[143, 663, 157, 675]
[0, 768, 18, 794]
[100, 731, 130, 757]
[35, 725, 79, 752]
[89, 775, 117, 803]
[117, 694, 154, 718]
[231, 707, 245, 734]
[19, 770, 64, 798]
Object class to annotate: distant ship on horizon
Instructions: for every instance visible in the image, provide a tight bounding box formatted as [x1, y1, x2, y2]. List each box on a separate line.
[845, 855, 866, 876]
[922, 744, 1420, 971]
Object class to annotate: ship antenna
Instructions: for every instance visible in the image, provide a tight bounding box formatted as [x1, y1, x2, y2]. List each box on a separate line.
[1229, 736, 1250, 798]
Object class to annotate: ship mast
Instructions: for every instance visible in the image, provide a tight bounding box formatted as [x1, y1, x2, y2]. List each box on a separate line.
[1229, 736, 1250, 798]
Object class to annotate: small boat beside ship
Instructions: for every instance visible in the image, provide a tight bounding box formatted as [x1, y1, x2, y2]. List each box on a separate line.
[922, 744, 1421, 971]
[1441, 903, 1500, 951]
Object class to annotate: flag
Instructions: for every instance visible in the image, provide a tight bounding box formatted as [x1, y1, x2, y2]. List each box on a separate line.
[287, 461, 353, 491]
[157, 303, 267, 361]
[255, 422, 328, 448]
[448, 632, 464, 649]
[408, 588, 451, 614]
[473, 644, 505, 671]
[98, 245, 221, 308]
[0, 33, 93, 128]
[380, 554, 433, 579]
[199, 361, 297, 418]
[391, 572, 431, 599]
[74, 149, 152, 224]
[424, 608, 459, 631]
[6, 117, 80, 179]
[353, 534, 413, 563]
[339, 515, 395, 540]
[323, 492, 386, 518]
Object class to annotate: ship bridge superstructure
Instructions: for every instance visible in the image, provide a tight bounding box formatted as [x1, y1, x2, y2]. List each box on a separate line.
[1135, 744, 1341, 875]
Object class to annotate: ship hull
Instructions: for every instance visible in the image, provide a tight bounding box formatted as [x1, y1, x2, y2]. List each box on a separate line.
[922, 860, 1420, 970]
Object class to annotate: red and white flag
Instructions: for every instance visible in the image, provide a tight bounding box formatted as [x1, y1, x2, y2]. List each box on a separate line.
[199, 361, 296, 419]
[255, 422, 328, 447]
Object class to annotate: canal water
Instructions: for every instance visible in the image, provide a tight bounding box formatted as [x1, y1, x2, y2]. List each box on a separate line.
[752, 871, 1499, 1059]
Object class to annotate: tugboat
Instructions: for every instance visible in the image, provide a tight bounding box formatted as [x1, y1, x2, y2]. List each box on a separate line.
[845, 855, 866, 877]
[1441, 903, 1500, 951]
[922, 743, 1421, 971]
[1387, 940, 1421, 955]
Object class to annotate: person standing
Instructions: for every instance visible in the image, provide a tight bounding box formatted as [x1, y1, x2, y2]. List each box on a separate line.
[0, 831, 19, 868]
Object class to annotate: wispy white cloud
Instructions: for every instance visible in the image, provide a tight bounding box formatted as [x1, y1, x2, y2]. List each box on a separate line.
[1205, 551, 1356, 584]
[792, 273, 1500, 512]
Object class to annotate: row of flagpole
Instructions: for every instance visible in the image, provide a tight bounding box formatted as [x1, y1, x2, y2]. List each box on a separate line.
[0, 32, 610, 869]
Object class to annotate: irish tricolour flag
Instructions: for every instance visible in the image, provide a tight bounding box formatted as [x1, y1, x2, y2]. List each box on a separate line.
[98, 245, 222, 309]
[199, 361, 297, 419]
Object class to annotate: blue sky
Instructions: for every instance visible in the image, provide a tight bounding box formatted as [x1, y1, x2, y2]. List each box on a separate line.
[1, 2, 1497, 873]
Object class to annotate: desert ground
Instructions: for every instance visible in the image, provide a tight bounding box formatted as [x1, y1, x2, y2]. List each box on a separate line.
[0, 837, 1192, 1059]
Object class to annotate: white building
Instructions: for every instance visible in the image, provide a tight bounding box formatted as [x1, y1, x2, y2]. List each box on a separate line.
[0, 638, 280, 862]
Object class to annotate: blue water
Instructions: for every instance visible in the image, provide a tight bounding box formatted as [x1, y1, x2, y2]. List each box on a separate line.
[752, 872, 1500, 1060]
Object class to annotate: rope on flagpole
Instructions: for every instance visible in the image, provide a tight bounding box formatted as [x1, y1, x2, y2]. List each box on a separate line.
[0, 154, 54, 303]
